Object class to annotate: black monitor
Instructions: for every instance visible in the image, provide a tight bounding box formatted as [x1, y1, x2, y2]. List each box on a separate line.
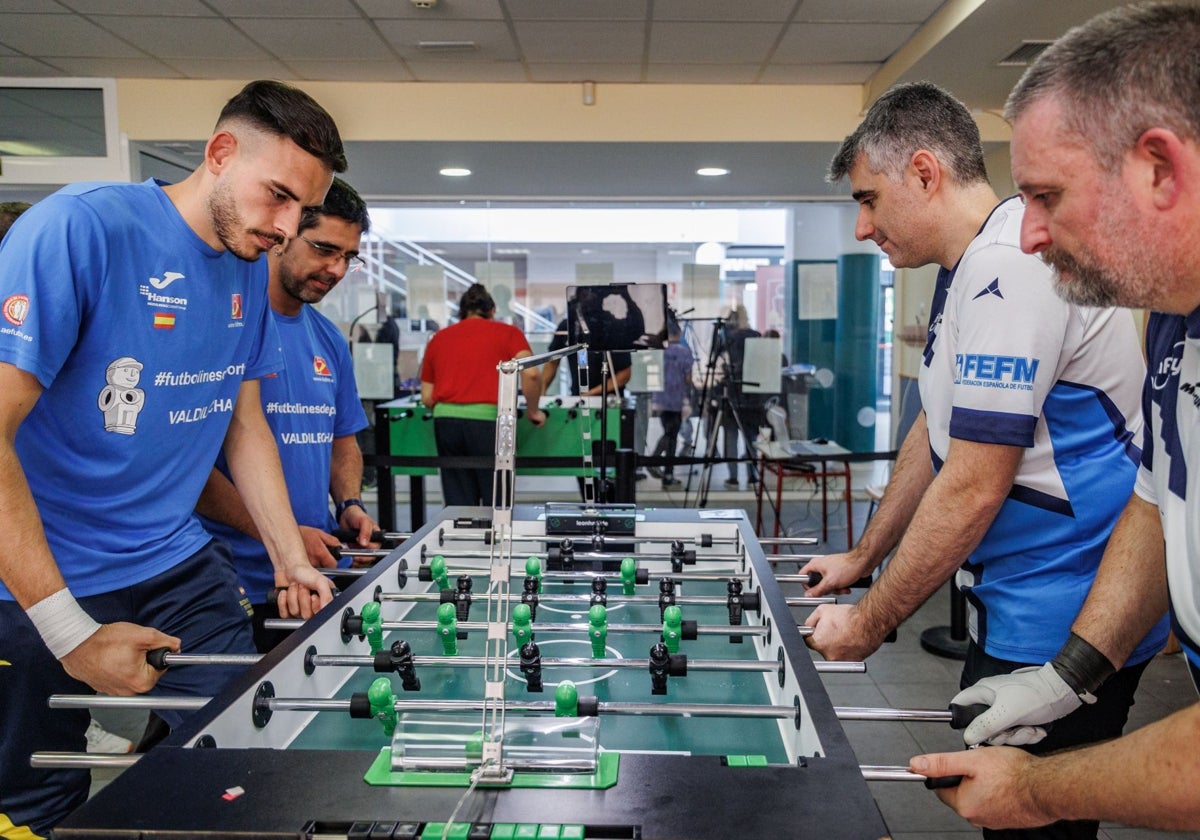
[566, 283, 669, 352]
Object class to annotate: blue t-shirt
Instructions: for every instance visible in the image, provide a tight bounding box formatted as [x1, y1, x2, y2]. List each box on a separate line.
[0, 179, 283, 599]
[1136, 309, 1200, 671]
[920, 197, 1167, 663]
[199, 305, 368, 603]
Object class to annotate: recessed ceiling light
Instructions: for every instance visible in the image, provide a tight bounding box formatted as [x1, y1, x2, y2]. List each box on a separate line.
[697, 167, 730, 177]
[439, 167, 471, 177]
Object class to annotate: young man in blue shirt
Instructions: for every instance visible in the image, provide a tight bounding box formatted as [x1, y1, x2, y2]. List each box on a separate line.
[0, 80, 344, 838]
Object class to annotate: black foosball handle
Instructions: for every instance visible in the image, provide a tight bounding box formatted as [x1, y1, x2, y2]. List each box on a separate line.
[805, 570, 875, 590]
[948, 702, 992, 730]
[332, 528, 386, 543]
[924, 775, 963, 789]
[146, 648, 171, 671]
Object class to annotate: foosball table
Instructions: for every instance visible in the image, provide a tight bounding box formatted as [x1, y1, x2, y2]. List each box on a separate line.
[48, 352, 956, 839]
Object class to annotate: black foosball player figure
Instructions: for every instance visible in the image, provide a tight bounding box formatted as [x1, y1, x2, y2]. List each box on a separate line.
[648, 642, 671, 695]
[590, 576, 607, 607]
[453, 574, 473, 630]
[727, 578, 744, 644]
[520, 575, 540, 621]
[520, 641, 544, 692]
[658, 577, 676, 620]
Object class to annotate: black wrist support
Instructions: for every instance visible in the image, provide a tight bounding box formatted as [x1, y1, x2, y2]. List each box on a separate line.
[1051, 632, 1116, 697]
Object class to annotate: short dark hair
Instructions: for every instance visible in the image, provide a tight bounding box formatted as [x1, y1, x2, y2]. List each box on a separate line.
[458, 283, 496, 320]
[0, 201, 31, 241]
[1006, 2, 1200, 172]
[828, 81, 988, 185]
[299, 178, 370, 235]
[217, 80, 347, 173]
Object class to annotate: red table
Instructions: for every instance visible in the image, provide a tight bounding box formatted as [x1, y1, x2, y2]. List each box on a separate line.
[754, 441, 853, 552]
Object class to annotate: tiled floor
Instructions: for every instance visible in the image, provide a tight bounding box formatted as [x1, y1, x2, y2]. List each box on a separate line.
[86, 469, 1200, 839]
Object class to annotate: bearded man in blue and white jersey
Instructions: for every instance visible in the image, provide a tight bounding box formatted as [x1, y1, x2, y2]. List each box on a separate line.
[802, 81, 1168, 840]
[0, 80, 343, 838]
[913, 3, 1200, 832]
[197, 177, 380, 653]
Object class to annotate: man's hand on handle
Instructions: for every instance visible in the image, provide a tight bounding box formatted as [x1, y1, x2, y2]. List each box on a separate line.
[60, 622, 181, 695]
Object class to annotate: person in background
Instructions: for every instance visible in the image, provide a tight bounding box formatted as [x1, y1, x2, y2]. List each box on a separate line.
[197, 177, 380, 653]
[712, 306, 763, 489]
[0, 79, 344, 838]
[648, 321, 693, 488]
[420, 283, 546, 506]
[913, 4, 1200, 831]
[803, 80, 1164, 840]
[542, 317, 632, 398]
[0, 201, 30, 240]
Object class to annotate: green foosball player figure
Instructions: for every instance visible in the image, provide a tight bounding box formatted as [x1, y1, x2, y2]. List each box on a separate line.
[588, 604, 608, 658]
[512, 603, 534, 649]
[662, 604, 683, 654]
[368, 676, 397, 737]
[361, 600, 384, 655]
[436, 601, 458, 655]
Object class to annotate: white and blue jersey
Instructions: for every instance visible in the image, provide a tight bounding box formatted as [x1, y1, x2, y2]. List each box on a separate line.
[199, 305, 368, 603]
[0, 179, 282, 600]
[920, 196, 1167, 664]
[1136, 310, 1200, 673]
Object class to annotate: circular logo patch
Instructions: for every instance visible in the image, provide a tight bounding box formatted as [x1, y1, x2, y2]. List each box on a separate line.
[3, 294, 29, 326]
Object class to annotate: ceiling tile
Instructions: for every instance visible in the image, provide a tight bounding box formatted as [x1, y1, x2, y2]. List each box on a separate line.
[46, 55, 184, 76]
[776, 22, 919, 63]
[207, 0, 361, 17]
[796, 0, 944, 23]
[653, 0, 798, 22]
[645, 63, 762, 83]
[0, 0, 71, 10]
[232, 18, 395, 61]
[0, 13, 145, 57]
[160, 57, 294, 79]
[760, 62, 878, 84]
[514, 21, 645, 63]
[377, 19, 518, 60]
[0, 55, 64, 74]
[287, 60, 414, 82]
[505, 0, 647, 21]
[356, 0, 504, 20]
[90, 15, 271, 59]
[55, 0, 214, 14]
[650, 22, 783, 64]
[405, 60, 528, 82]
[526, 62, 642, 83]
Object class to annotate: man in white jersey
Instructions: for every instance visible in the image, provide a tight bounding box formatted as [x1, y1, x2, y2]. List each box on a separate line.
[803, 81, 1166, 840]
[912, 3, 1200, 831]
[0, 81, 342, 838]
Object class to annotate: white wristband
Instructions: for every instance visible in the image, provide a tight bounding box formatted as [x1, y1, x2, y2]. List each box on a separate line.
[26, 588, 102, 660]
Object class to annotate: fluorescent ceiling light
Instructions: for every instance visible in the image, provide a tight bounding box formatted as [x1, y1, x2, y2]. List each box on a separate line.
[697, 167, 729, 177]
[439, 167, 471, 177]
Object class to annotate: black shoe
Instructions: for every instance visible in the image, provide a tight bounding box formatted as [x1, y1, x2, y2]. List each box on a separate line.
[723, 478, 740, 489]
[635, 471, 648, 481]
[648, 466, 663, 479]
[662, 477, 681, 487]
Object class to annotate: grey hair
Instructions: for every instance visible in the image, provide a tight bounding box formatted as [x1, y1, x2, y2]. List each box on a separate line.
[1005, 2, 1200, 172]
[828, 81, 989, 185]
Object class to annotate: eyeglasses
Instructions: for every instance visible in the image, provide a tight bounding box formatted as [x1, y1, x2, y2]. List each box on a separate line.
[296, 235, 365, 270]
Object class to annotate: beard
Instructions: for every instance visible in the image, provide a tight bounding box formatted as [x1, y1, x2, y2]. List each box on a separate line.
[1044, 245, 1129, 308]
[278, 263, 338, 305]
[208, 179, 281, 262]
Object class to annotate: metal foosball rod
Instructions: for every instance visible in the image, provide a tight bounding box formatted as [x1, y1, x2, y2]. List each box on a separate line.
[373, 590, 835, 608]
[138, 650, 864, 675]
[25, 751, 951, 787]
[419, 544, 746, 566]
[45, 693, 962, 724]
[265, 616, 766, 637]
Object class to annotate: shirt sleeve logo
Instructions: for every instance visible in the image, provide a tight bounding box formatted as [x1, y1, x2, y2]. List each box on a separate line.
[3, 294, 29, 326]
[313, 356, 330, 377]
[231, 294, 243, 320]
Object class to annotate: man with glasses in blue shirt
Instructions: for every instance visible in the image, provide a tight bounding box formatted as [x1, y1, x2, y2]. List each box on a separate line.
[198, 177, 380, 653]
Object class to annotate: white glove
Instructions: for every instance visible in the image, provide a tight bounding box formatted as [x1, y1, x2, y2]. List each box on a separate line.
[953, 662, 1095, 747]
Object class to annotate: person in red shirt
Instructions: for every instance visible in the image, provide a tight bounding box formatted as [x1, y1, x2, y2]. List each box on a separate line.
[420, 283, 546, 506]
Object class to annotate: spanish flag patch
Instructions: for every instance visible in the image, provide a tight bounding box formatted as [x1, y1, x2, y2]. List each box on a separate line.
[153, 312, 175, 329]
